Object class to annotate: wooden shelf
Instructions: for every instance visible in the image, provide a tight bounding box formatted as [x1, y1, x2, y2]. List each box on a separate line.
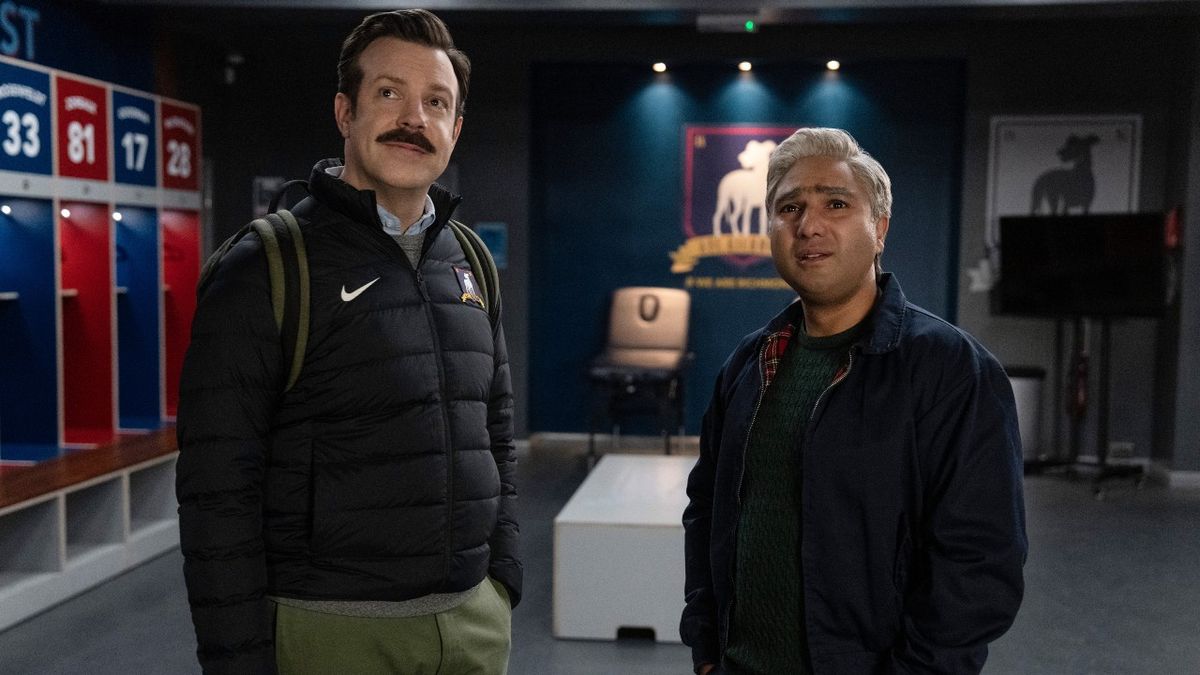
[0, 429, 179, 633]
[0, 429, 176, 512]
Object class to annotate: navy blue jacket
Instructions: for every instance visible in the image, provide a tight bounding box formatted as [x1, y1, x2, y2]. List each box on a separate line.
[681, 274, 1026, 674]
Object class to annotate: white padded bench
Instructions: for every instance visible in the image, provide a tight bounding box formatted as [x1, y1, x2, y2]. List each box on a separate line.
[553, 454, 696, 643]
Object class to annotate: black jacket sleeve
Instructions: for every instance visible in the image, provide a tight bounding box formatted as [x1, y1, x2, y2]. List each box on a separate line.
[484, 298, 522, 607]
[176, 236, 280, 675]
[891, 355, 1027, 673]
[680, 367, 730, 671]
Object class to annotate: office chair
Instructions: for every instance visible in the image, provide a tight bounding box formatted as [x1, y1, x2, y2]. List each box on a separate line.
[587, 287, 692, 466]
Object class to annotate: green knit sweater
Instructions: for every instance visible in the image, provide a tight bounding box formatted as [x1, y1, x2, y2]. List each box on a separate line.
[722, 322, 862, 675]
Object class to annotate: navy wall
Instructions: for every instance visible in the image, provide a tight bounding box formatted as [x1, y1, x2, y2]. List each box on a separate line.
[530, 60, 964, 433]
[18, 0, 152, 90]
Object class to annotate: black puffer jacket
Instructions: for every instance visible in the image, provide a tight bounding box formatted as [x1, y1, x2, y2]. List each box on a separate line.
[176, 159, 520, 674]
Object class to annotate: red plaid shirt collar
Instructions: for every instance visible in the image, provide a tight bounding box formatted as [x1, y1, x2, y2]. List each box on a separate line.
[760, 321, 853, 390]
[760, 323, 796, 389]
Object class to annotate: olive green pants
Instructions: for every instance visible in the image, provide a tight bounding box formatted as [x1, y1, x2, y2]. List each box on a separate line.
[275, 578, 512, 675]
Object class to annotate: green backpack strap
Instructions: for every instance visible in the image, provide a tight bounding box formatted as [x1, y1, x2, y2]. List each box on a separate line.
[251, 210, 309, 393]
[198, 210, 309, 394]
[276, 210, 310, 392]
[197, 217, 288, 328]
[198, 221, 259, 295]
[448, 220, 501, 329]
[247, 216, 287, 331]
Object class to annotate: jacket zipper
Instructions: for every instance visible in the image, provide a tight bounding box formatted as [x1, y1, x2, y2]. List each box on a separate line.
[379, 214, 457, 582]
[793, 347, 855, 664]
[721, 339, 771, 655]
[414, 261, 455, 582]
[737, 340, 771, 506]
[809, 348, 855, 423]
[721, 341, 856, 656]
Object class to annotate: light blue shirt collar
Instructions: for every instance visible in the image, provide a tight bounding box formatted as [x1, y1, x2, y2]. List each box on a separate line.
[325, 164, 436, 235]
[378, 195, 436, 236]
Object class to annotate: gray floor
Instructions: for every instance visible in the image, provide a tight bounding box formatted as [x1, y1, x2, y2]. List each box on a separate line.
[1, 449, 1198, 674]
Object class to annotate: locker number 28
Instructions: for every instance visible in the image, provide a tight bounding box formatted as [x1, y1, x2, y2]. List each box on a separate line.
[166, 139, 192, 179]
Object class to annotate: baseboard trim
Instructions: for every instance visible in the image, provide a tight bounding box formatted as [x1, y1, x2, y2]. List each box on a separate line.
[1148, 461, 1200, 489]
[529, 432, 699, 455]
[1073, 454, 1150, 467]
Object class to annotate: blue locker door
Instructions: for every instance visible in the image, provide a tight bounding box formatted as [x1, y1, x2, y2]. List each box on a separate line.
[0, 197, 60, 462]
[115, 206, 162, 431]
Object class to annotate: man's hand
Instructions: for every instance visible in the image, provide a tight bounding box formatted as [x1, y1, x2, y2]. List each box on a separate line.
[698, 664, 716, 675]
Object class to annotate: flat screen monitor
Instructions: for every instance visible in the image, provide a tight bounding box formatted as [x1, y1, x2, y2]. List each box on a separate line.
[992, 213, 1166, 318]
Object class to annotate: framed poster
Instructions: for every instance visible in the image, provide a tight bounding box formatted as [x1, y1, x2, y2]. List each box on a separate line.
[968, 115, 1141, 292]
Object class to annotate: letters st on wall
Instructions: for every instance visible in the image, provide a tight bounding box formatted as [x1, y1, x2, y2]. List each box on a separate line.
[968, 115, 1142, 293]
[671, 125, 796, 291]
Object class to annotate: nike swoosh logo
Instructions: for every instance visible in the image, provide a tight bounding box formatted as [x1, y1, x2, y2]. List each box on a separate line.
[341, 277, 381, 302]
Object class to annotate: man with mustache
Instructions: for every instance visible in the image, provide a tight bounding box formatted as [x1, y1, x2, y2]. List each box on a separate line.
[176, 9, 519, 674]
[681, 128, 1026, 674]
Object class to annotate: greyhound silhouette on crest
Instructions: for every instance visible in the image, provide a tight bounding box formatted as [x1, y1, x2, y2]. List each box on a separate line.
[712, 139, 776, 235]
[1030, 133, 1100, 215]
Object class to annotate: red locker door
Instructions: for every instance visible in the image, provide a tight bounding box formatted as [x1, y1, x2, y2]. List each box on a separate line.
[161, 209, 200, 418]
[60, 201, 115, 446]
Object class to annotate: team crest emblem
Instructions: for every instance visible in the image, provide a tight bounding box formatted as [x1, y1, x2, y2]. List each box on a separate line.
[454, 267, 485, 308]
[671, 126, 798, 274]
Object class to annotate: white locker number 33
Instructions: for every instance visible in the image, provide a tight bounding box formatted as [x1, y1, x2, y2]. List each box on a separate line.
[2, 109, 39, 158]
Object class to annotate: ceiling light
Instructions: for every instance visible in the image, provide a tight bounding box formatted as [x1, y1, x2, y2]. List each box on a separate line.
[1, 204, 10, 216]
[60, 208, 71, 219]
[652, 62, 667, 73]
[826, 60, 841, 71]
[112, 211, 123, 222]
[738, 61, 752, 72]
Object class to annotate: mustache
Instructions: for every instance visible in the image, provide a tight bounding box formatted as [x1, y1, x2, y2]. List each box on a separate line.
[375, 128, 436, 153]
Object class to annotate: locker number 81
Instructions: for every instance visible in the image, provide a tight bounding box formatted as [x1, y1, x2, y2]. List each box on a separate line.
[67, 121, 95, 164]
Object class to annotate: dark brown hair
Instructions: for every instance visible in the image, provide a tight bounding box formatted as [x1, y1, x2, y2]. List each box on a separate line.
[337, 9, 470, 117]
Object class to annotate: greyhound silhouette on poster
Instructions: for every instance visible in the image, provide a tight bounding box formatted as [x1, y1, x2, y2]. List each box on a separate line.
[1030, 133, 1100, 215]
[711, 139, 776, 236]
